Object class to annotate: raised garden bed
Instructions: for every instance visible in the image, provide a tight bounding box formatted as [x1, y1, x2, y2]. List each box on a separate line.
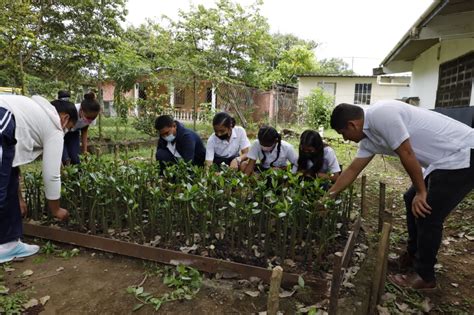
[24, 158, 358, 279]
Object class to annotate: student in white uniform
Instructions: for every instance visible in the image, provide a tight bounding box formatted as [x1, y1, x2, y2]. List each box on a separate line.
[60, 91, 100, 165]
[327, 100, 474, 290]
[205, 112, 250, 170]
[0, 95, 77, 263]
[244, 126, 298, 175]
[296, 129, 341, 182]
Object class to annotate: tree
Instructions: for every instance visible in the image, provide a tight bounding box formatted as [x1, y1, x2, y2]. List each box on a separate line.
[318, 58, 355, 75]
[274, 45, 319, 85]
[170, 0, 273, 87]
[0, 0, 127, 93]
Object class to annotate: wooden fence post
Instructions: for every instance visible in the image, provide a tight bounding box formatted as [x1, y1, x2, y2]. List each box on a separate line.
[378, 182, 386, 233]
[329, 252, 343, 315]
[361, 175, 367, 217]
[368, 222, 392, 314]
[267, 266, 283, 315]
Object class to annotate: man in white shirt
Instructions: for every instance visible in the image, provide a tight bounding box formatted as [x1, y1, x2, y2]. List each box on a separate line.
[327, 100, 474, 290]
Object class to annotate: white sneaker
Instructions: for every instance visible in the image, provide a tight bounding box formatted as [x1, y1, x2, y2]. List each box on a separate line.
[0, 240, 39, 263]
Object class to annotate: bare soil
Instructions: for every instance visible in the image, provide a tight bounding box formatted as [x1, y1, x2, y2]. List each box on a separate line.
[3, 244, 326, 314]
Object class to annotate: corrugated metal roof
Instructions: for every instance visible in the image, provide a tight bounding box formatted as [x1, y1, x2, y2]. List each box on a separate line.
[379, 0, 474, 71]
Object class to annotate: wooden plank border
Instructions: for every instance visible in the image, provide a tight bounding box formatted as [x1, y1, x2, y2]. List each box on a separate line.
[23, 223, 325, 288]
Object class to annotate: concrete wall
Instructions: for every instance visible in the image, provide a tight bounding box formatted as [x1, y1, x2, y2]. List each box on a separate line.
[298, 76, 410, 105]
[409, 38, 474, 109]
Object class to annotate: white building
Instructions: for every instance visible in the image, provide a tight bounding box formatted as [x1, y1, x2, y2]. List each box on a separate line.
[377, 0, 474, 109]
[297, 74, 410, 105]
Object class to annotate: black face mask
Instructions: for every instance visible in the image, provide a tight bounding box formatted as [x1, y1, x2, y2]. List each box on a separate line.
[301, 152, 316, 158]
[216, 133, 229, 141]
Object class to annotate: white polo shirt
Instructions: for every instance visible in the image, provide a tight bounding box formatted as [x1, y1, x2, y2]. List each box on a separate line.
[356, 100, 474, 177]
[167, 141, 182, 159]
[298, 146, 341, 174]
[248, 139, 298, 168]
[206, 126, 250, 160]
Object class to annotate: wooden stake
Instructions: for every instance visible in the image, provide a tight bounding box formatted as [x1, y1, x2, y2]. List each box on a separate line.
[328, 252, 343, 315]
[368, 222, 392, 315]
[361, 175, 367, 217]
[267, 266, 283, 315]
[378, 182, 386, 233]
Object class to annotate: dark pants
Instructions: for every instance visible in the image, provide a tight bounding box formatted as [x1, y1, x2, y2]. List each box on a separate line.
[213, 155, 237, 166]
[0, 108, 22, 244]
[404, 149, 474, 281]
[156, 148, 178, 169]
[62, 130, 80, 164]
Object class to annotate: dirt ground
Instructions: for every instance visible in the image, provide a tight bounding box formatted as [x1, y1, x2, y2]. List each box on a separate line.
[2, 244, 327, 315]
[2, 151, 474, 314]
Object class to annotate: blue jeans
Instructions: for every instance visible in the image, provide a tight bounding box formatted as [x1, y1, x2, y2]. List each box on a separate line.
[62, 130, 81, 164]
[404, 149, 474, 281]
[0, 107, 22, 244]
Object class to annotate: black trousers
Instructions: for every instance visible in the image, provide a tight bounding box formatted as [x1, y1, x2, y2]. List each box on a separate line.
[0, 108, 22, 244]
[213, 155, 237, 166]
[62, 129, 81, 164]
[404, 149, 474, 281]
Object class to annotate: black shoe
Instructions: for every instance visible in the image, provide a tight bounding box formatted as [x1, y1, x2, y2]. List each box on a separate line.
[388, 251, 414, 271]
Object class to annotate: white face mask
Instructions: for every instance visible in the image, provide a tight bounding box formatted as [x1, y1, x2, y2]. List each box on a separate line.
[261, 144, 275, 152]
[163, 134, 176, 142]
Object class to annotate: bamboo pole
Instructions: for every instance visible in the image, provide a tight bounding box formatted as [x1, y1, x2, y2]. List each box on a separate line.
[368, 222, 392, 315]
[267, 266, 283, 315]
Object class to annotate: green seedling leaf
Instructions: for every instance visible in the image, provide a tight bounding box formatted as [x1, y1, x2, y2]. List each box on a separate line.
[0, 285, 10, 294]
[298, 276, 305, 289]
[132, 303, 144, 312]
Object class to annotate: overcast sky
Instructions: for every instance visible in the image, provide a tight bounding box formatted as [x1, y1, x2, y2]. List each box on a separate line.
[125, 0, 434, 74]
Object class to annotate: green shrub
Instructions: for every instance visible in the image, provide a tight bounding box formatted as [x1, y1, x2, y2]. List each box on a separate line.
[304, 87, 334, 129]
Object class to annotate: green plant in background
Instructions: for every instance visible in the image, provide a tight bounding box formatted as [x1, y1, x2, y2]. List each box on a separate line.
[304, 87, 334, 129]
[133, 93, 169, 137]
[198, 102, 214, 124]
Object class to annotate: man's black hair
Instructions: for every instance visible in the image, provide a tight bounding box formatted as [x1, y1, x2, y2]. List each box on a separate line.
[50, 99, 79, 124]
[155, 115, 175, 130]
[330, 103, 364, 130]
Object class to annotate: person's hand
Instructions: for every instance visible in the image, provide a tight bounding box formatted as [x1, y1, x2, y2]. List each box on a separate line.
[230, 158, 239, 169]
[51, 207, 69, 221]
[412, 191, 432, 218]
[20, 198, 28, 217]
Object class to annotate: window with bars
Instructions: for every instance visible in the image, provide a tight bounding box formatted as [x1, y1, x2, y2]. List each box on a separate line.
[354, 83, 372, 104]
[435, 51, 473, 108]
[206, 87, 212, 103]
[174, 88, 185, 105]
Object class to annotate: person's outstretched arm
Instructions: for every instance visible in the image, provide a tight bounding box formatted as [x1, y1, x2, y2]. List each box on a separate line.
[42, 130, 69, 220]
[328, 156, 373, 197]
